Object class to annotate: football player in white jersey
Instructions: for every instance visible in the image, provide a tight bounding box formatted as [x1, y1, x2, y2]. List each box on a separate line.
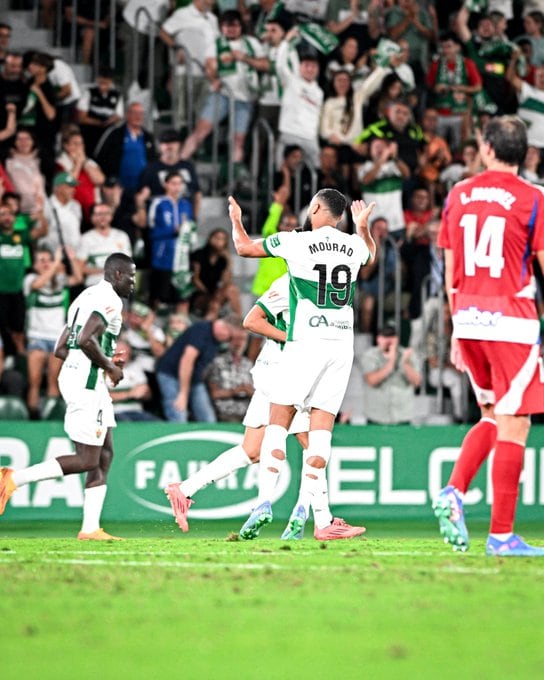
[0, 253, 136, 540]
[165, 273, 365, 539]
[229, 189, 376, 539]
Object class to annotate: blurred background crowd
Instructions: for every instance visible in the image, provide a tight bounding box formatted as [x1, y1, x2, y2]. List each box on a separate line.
[0, 0, 543, 425]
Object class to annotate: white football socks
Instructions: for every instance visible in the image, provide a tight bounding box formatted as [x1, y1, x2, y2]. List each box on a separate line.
[180, 445, 252, 498]
[80, 485, 108, 534]
[12, 458, 63, 487]
[256, 424, 288, 505]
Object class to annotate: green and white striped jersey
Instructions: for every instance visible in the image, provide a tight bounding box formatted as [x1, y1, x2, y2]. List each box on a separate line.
[60, 279, 123, 390]
[263, 227, 370, 341]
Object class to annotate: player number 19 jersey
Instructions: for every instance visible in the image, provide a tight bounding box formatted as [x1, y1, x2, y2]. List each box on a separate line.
[263, 227, 370, 341]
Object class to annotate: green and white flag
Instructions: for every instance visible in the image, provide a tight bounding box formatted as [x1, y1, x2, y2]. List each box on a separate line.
[299, 23, 338, 55]
[374, 38, 401, 67]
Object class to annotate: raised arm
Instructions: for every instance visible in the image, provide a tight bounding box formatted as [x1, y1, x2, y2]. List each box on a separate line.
[228, 196, 267, 258]
[351, 199, 377, 263]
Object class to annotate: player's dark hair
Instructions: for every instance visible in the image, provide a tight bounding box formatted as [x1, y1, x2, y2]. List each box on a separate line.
[104, 252, 134, 277]
[315, 188, 347, 219]
[483, 116, 527, 166]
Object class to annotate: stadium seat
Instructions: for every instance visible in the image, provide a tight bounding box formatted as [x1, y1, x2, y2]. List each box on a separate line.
[41, 397, 66, 421]
[0, 396, 29, 420]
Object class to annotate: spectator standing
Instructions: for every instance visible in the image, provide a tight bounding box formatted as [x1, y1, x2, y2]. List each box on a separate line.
[148, 170, 196, 309]
[507, 48, 544, 150]
[77, 203, 132, 287]
[325, 35, 368, 84]
[455, 7, 517, 114]
[190, 228, 242, 318]
[48, 55, 82, 127]
[5, 129, 46, 216]
[257, 14, 291, 134]
[275, 27, 324, 169]
[0, 52, 29, 158]
[139, 128, 202, 218]
[516, 11, 544, 67]
[20, 52, 57, 161]
[207, 328, 254, 422]
[77, 67, 124, 156]
[180, 10, 267, 170]
[24, 245, 79, 418]
[56, 129, 105, 225]
[159, 0, 220, 75]
[155, 318, 235, 422]
[385, 0, 437, 83]
[159, 0, 220, 117]
[94, 102, 157, 192]
[3, 191, 48, 270]
[426, 32, 482, 152]
[361, 324, 422, 425]
[358, 137, 409, 239]
[325, 0, 382, 53]
[44, 172, 82, 253]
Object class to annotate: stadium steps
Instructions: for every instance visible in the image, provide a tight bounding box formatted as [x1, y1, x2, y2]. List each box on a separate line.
[0, 9, 53, 49]
[0, 7, 92, 84]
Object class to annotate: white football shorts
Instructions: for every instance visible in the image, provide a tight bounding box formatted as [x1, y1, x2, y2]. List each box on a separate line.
[243, 388, 310, 433]
[267, 338, 354, 416]
[59, 376, 116, 446]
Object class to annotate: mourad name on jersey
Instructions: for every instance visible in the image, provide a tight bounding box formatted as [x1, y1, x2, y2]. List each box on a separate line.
[309, 239, 354, 256]
[459, 187, 516, 210]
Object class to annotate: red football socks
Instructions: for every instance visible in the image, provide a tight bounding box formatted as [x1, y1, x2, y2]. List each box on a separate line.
[490, 440, 525, 534]
[449, 418, 497, 493]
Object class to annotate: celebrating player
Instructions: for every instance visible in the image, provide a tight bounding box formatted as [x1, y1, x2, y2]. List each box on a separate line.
[0, 253, 136, 540]
[434, 116, 544, 556]
[165, 272, 365, 539]
[229, 189, 376, 539]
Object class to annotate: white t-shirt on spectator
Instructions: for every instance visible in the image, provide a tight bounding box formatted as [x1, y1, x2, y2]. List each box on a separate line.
[78, 229, 132, 286]
[49, 59, 82, 106]
[162, 3, 220, 75]
[45, 195, 83, 252]
[205, 36, 264, 102]
[519, 82, 544, 148]
[276, 40, 324, 141]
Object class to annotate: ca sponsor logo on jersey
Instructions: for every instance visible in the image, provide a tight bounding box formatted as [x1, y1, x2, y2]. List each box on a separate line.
[309, 315, 329, 327]
[456, 306, 502, 326]
[122, 430, 291, 518]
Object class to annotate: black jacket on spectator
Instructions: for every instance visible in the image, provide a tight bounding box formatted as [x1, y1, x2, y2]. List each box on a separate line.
[93, 122, 157, 182]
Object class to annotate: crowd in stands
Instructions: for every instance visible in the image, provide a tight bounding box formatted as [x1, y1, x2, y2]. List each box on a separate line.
[1, 0, 544, 424]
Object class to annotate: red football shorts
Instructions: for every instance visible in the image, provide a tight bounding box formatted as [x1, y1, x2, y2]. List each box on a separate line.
[459, 339, 544, 415]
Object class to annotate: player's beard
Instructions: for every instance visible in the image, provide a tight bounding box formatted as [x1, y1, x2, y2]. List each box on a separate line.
[302, 216, 312, 232]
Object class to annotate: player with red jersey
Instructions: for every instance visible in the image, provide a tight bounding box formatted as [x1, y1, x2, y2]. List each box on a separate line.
[434, 115, 544, 556]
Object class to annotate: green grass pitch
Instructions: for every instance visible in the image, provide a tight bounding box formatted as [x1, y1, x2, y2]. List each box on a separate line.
[1, 520, 544, 680]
